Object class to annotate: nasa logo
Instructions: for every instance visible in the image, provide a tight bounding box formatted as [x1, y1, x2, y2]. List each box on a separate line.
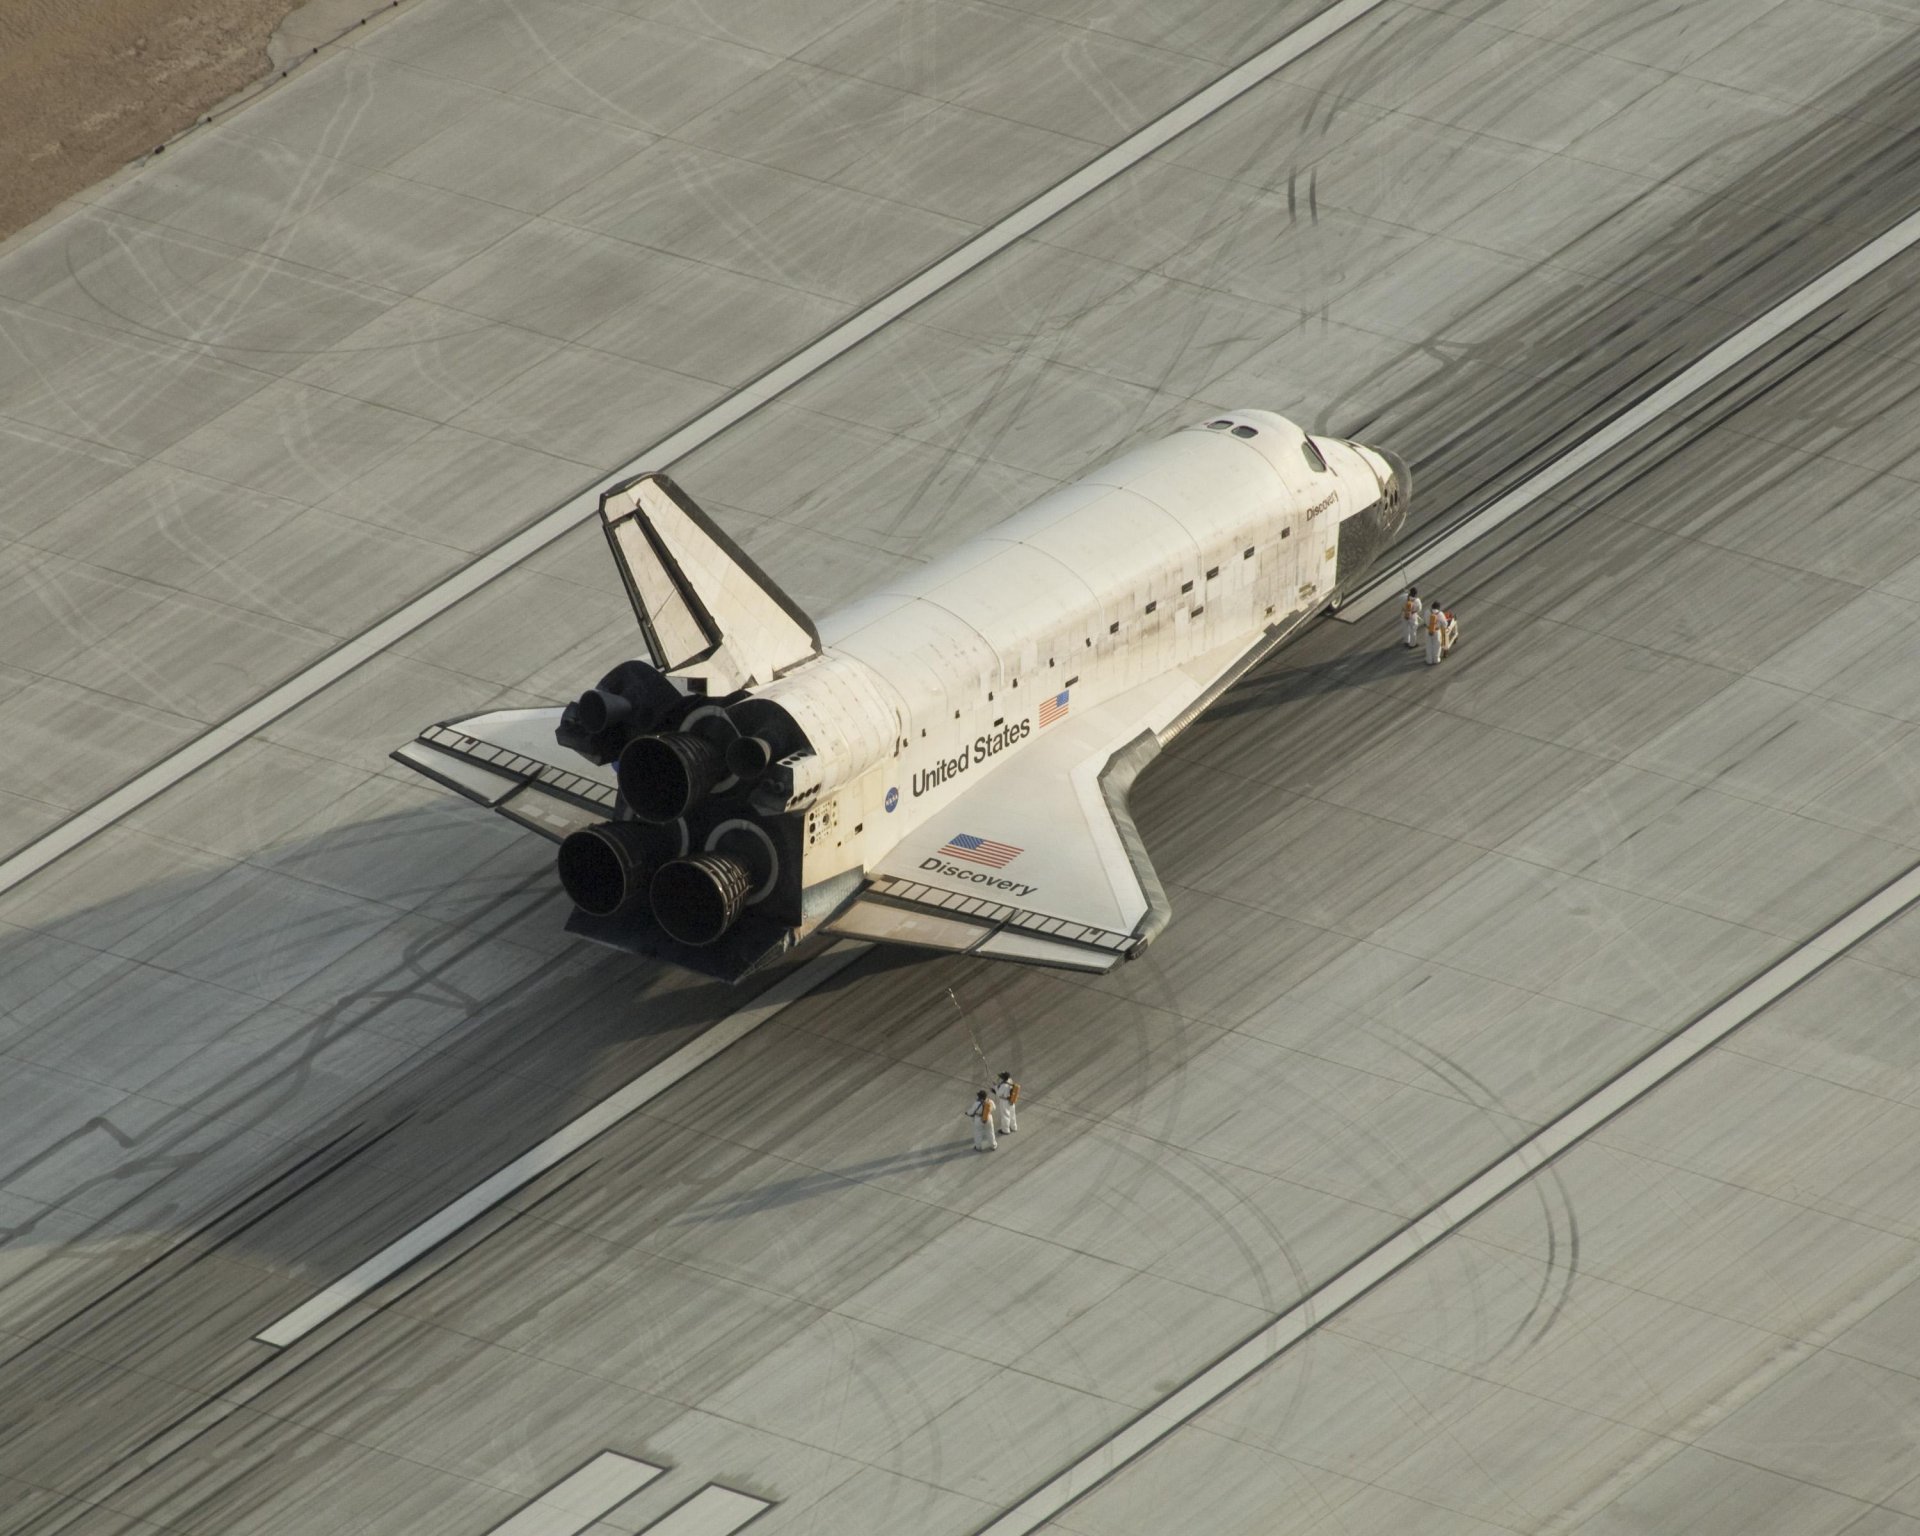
[884, 786, 899, 813]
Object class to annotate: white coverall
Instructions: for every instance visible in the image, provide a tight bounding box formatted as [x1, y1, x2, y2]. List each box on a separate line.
[1440, 610, 1459, 658]
[993, 1080, 1019, 1135]
[969, 1098, 997, 1151]
[1401, 592, 1423, 648]
[1424, 606, 1444, 666]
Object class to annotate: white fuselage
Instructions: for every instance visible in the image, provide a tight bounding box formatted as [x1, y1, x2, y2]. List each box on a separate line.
[724, 410, 1396, 888]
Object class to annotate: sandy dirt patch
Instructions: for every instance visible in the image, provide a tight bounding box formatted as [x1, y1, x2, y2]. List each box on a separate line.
[0, 0, 307, 239]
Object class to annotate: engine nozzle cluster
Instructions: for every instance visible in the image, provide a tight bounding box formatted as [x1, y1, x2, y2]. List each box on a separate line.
[554, 674, 807, 953]
[557, 813, 778, 949]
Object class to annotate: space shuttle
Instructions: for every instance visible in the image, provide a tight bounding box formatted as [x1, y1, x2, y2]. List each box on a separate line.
[396, 410, 1408, 981]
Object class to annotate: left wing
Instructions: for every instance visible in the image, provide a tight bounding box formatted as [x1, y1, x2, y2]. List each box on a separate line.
[824, 630, 1283, 971]
[392, 707, 615, 844]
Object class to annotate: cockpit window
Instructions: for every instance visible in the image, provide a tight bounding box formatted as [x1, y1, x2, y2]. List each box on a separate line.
[1301, 438, 1329, 473]
[1230, 424, 1257, 438]
[1205, 418, 1232, 430]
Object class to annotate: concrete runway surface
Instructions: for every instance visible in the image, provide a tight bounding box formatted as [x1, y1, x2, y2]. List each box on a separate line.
[3, 0, 1920, 1531]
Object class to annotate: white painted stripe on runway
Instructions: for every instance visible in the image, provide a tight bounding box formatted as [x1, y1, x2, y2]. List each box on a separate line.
[488, 1452, 664, 1536]
[977, 861, 1920, 1535]
[634, 1486, 771, 1536]
[255, 942, 868, 1347]
[0, 0, 1394, 901]
[1334, 202, 1920, 622]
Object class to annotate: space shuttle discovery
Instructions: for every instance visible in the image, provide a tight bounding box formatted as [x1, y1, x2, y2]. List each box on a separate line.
[396, 410, 1408, 981]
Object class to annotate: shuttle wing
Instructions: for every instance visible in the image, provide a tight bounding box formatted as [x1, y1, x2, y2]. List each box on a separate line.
[393, 707, 616, 844]
[829, 634, 1270, 970]
[829, 624, 1301, 970]
[599, 473, 819, 690]
[836, 679, 1188, 970]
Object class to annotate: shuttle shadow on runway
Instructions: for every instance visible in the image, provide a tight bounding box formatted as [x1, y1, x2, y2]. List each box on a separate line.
[0, 807, 767, 1299]
[0, 792, 1007, 1257]
[1207, 643, 1429, 722]
[0, 794, 1019, 1358]
[0, 796, 1079, 1513]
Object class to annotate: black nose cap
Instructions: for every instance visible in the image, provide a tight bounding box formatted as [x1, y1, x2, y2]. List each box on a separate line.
[1378, 448, 1412, 534]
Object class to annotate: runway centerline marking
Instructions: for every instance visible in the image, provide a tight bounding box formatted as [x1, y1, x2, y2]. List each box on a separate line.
[634, 1486, 771, 1536]
[1334, 201, 1920, 620]
[0, 0, 1396, 901]
[974, 862, 1920, 1536]
[485, 1451, 663, 1536]
[255, 943, 867, 1348]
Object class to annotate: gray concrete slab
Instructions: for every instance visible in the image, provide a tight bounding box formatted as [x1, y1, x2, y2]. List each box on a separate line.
[6, 1, 1920, 1534]
[1572, 1450, 1910, 1536]
[4, 0, 1233, 859]
[513, 13, 783, 136]
[1034, 857, 1920, 1530]
[315, 417, 587, 538]
[1508, 0, 1794, 73]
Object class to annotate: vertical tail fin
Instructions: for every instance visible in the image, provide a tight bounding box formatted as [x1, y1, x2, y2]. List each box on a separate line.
[600, 473, 819, 690]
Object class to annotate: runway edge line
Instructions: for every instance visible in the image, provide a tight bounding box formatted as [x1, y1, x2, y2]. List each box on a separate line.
[975, 863, 1920, 1536]
[254, 941, 869, 1348]
[0, 0, 1395, 903]
[1334, 201, 1920, 621]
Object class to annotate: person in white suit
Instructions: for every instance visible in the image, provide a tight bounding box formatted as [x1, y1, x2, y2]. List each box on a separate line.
[968, 1089, 997, 1151]
[1400, 586, 1423, 649]
[993, 1072, 1020, 1134]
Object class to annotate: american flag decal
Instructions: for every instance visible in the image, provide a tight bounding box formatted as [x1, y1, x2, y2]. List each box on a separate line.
[939, 833, 1023, 868]
[1039, 689, 1070, 727]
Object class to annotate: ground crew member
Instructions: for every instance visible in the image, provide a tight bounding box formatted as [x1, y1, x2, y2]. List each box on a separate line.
[993, 1072, 1019, 1134]
[1440, 605, 1459, 659]
[1425, 600, 1445, 666]
[968, 1089, 997, 1151]
[1400, 586, 1422, 648]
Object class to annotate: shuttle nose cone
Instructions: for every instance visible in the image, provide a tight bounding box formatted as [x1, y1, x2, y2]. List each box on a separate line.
[1332, 442, 1413, 598]
[1377, 448, 1411, 538]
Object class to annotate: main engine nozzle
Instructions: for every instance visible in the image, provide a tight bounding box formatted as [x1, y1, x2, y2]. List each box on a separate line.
[650, 853, 753, 946]
[556, 820, 685, 916]
[618, 731, 724, 823]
